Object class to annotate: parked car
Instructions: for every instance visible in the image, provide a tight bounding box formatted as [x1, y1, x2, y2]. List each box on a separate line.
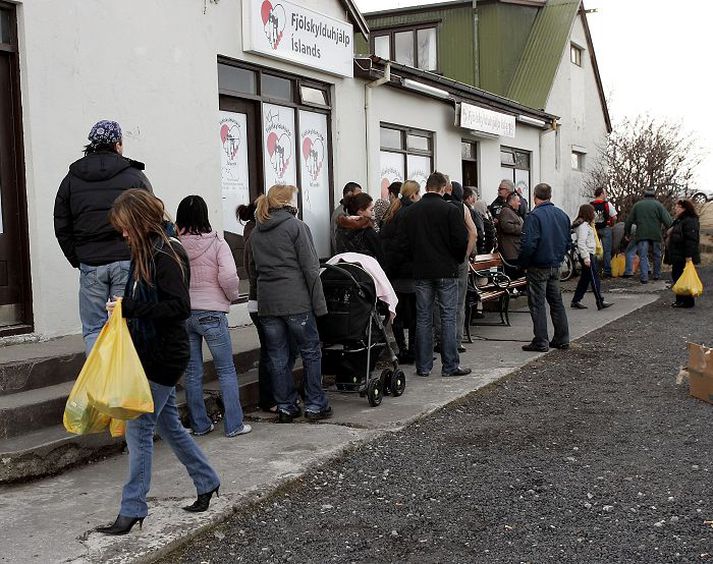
[686, 188, 713, 204]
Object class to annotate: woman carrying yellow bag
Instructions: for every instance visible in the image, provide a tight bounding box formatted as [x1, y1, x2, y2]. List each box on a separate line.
[96, 190, 220, 536]
[666, 199, 701, 309]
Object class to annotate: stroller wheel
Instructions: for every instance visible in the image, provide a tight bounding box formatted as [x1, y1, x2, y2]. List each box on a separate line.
[380, 369, 393, 396]
[367, 378, 383, 407]
[390, 369, 406, 397]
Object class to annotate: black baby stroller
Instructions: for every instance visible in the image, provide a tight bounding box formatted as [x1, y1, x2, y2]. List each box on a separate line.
[318, 261, 405, 407]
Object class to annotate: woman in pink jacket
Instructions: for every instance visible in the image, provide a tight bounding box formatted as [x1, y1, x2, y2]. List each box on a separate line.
[176, 195, 251, 438]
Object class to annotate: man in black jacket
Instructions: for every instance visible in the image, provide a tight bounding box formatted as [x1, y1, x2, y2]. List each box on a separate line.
[402, 172, 471, 378]
[54, 120, 152, 354]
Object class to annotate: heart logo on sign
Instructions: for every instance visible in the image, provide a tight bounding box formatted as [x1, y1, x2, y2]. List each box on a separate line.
[261, 1, 286, 50]
[267, 131, 292, 177]
[220, 122, 240, 161]
[302, 136, 325, 182]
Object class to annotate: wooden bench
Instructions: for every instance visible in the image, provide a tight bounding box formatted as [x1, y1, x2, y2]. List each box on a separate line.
[464, 252, 527, 342]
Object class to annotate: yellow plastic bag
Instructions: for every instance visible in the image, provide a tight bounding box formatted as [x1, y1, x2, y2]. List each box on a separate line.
[593, 226, 604, 260]
[84, 299, 154, 420]
[109, 418, 126, 438]
[672, 261, 704, 297]
[611, 253, 626, 277]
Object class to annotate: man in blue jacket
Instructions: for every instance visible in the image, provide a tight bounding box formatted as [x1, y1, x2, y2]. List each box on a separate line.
[518, 183, 570, 352]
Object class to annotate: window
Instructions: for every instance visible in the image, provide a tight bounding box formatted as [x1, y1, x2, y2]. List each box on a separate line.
[261, 74, 292, 101]
[379, 124, 434, 193]
[300, 85, 328, 107]
[500, 147, 531, 205]
[570, 43, 583, 66]
[218, 64, 257, 96]
[571, 151, 585, 171]
[461, 140, 478, 189]
[371, 25, 438, 71]
[0, 8, 12, 45]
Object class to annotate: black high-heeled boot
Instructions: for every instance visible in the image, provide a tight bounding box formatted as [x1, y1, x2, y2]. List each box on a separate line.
[96, 514, 145, 535]
[183, 485, 220, 513]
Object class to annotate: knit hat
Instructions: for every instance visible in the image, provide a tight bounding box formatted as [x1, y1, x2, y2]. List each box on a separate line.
[87, 120, 122, 147]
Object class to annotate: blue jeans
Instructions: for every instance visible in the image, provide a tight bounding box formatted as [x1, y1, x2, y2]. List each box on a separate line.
[526, 266, 569, 348]
[637, 240, 662, 282]
[415, 278, 459, 375]
[597, 227, 613, 276]
[79, 260, 131, 355]
[185, 311, 245, 436]
[261, 312, 328, 413]
[624, 240, 638, 275]
[121, 381, 220, 518]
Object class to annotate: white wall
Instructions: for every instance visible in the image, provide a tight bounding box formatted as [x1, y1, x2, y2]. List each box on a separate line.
[543, 14, 609, 217]
[15, 0, 364, 338]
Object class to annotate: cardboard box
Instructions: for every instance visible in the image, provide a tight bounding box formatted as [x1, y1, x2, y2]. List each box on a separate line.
[688, 343, 713, 404]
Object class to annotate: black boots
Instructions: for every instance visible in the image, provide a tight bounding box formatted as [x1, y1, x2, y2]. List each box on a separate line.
[96, 515, 145, 535]
[183, 485, 220, 513]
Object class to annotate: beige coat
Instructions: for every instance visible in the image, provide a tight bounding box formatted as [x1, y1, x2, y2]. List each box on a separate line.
[497, 205, 524, 260]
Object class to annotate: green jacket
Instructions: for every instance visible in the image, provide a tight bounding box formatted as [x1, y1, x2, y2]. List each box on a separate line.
[625, 197, 673, 242]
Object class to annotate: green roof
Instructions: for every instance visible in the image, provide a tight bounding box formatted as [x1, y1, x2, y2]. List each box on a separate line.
[507, 0, 580, 110]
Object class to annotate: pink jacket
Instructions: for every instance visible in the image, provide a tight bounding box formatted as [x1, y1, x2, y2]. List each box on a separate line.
[179, 231, 239, 312]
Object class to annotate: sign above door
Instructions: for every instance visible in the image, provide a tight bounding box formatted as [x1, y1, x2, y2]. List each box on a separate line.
[243, 0, 354, 78]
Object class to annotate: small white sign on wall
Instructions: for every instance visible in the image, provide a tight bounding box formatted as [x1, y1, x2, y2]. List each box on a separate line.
[458, 102, 516, 139]
[243, 0, 354, 77]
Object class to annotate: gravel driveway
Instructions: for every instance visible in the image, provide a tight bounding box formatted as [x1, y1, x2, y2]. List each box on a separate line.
[163, 269, 713, 564]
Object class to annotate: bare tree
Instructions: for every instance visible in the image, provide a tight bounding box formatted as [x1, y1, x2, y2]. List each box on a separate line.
[584, 115, 705, 218]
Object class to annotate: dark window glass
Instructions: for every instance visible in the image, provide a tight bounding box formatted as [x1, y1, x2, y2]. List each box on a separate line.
[0, 9, 11, 44]
[262, 74, 292, 101]
[500, 150, 515, 166]
[461, 141, 476, 160]
[218, 64, 257, 95]
[380, 127, 403, 150]
[514, 152, 530, 169]
[300, 85, 327, 106]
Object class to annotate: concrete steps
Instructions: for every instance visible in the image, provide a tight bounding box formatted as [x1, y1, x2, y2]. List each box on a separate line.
[0, 326, 263, 483]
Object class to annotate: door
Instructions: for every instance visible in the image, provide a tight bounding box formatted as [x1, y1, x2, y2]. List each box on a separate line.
[0, 5, 31, 333]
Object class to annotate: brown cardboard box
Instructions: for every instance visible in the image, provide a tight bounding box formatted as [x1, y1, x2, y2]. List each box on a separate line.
[688, 343, 713, 404]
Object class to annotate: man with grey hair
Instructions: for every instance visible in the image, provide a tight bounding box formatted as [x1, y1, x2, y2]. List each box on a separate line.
[517, 183, 571, 352]
[489, 179, 515, 221]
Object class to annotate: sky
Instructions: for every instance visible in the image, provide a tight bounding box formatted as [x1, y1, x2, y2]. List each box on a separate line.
[353, 0, 713, 189]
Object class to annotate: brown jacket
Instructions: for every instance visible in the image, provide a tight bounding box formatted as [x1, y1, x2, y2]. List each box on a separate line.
[496, 205, 524, 261]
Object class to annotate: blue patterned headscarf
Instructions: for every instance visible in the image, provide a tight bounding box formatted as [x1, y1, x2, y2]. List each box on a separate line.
[87, 120, 122, 148]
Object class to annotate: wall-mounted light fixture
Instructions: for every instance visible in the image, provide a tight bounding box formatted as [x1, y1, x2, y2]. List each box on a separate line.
[516, 115, 548, 128]
[402, 78, 450, 100]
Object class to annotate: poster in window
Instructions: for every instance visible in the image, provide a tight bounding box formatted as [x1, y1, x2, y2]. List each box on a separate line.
[515, 169, 531, 206]
[407, 154, 432, 192]
[219, 111, 250, 235]
[263, 103, 296, 191]
[379, 151, 405, 199]
[299, 110, 330, 258]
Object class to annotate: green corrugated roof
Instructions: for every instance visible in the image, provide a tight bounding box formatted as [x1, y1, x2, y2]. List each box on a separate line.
[507, 0, 580, 110]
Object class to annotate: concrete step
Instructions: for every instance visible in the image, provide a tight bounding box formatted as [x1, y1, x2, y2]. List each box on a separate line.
[0, 372, 260, 483]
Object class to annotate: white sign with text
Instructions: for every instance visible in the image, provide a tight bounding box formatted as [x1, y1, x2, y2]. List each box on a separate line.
[263, 103, 297, 191]
[299, 110, 330, 257]
[458, 102, 516, 138]
[243, 0, 354, 77]
[219, 111, 250, 235]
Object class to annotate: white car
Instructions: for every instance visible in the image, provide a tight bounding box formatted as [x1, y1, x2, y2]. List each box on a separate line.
[687, 188, 713, 204]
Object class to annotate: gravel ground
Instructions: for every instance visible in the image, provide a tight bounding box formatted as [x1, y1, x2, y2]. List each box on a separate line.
[162, 268, 713, 564]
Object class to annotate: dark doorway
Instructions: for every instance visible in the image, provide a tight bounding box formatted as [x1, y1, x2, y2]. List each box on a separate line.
[461, 140, 478, 190]
[0, 3, 31, 334]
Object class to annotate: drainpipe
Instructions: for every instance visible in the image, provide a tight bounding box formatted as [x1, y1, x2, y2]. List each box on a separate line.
[472, 0, 480, 86]
[364, 62, 391, 195]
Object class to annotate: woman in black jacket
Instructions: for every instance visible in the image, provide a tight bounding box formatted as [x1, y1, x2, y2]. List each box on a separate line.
[379, 180, 420, 363]
[666, 199, 701, 308]
[98, 189, 220, 535]
[335, 192, 383, 263]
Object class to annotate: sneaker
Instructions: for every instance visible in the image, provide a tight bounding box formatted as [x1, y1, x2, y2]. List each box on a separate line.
[571, 302, 588, 309]
[304, 406, 333, 421]
[549, 341, 570, 350]
[640, 280, 648, 285]
[597, 301, 613, 310]
[442, 366, 472, 377]
[457, 345, 467, 353]
[226, 424, 252, 438]
[522, 343, 548, 352]
[191, 423, 215, 436]
[277, 408, 302, 423]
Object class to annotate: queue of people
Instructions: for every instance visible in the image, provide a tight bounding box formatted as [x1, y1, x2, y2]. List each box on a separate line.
[52, 120, 703, 536]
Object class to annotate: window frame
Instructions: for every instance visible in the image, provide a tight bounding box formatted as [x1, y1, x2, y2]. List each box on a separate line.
[379, 123, 435, 185]
[571, 150, 585, 171]
[570, 43, 583, 67]
[370, 22, 440, 72]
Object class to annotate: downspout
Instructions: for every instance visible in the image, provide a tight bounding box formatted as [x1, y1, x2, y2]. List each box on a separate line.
[364, 62, 391, 195]
[472, 0, 480, 86]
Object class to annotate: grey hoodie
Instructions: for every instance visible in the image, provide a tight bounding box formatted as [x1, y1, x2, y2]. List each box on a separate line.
[248, 208, 327, 317]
